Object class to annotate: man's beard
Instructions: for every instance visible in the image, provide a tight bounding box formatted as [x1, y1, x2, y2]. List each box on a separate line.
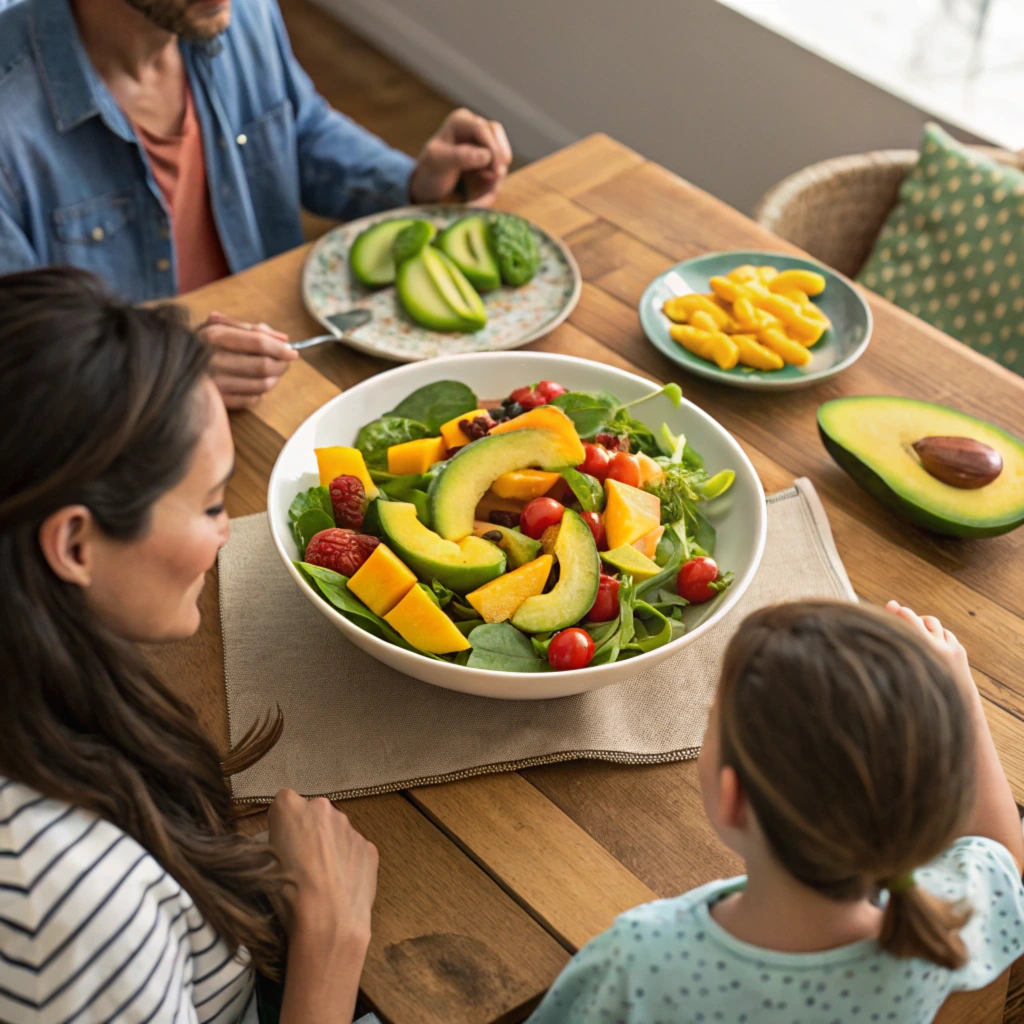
[124, 0, 227, 40]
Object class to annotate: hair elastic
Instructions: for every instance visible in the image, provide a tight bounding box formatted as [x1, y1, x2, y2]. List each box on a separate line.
[886, 871, 916, 895]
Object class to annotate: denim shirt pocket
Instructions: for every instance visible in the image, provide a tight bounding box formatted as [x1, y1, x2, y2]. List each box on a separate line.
[52, 191, 134, 247]
[236, 101, 302, 253]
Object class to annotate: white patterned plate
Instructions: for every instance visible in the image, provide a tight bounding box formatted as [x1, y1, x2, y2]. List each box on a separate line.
[301, 205, 581, 362]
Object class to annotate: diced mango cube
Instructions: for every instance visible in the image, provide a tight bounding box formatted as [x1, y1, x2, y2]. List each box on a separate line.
[440, 409, 490, 449]
[466, 554, 553, 623]
[314, 446, 379, 497]
[604, 479, 662, 549]
[387, 436, 447, 475]
[347, 544, 417, 617]
[384, 583, 470, 653]
[632, 525, 665, 560]
[491, 469, 562, 501]
[636, 452, 664, 487]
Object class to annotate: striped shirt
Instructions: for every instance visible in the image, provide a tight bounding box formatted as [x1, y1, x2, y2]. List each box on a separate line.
[0, 778, 256, 1024]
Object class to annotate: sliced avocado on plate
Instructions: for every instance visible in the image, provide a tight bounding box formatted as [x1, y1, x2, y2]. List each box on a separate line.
[437, 215, 502, 291]
[395, 247, 488, 333]
[392, 220, 437, 266]
[349, 217, 416, 286]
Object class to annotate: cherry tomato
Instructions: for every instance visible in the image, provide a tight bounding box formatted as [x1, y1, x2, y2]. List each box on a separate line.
[535, 380, 567, 401]
[588, 574, 620, 622]
[548, 627, 596, 670]
[605, 452, 642, 488]
[576, 442, 611, 481]
[509, 385, 545, 410]
[676, 556, 721, 604]
[579, 511, 607, 550]
[520, 497, 565, 539]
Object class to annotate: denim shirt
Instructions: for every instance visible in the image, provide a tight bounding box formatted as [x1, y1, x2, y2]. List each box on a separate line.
[0, 0, 415, 301]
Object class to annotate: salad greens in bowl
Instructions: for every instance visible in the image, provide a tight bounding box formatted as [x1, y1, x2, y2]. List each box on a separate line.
[267, 353, 766, 699]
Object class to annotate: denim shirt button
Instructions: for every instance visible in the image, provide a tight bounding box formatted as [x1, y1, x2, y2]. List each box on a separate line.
[236, 133, 247, 146]
[90, 226, 105, 242]
[156, 258, 171, 272]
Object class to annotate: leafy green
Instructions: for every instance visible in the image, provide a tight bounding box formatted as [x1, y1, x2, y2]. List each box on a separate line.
[692, 510, 717, 556]
[355, 415, 432, 470]
[288, 486, 335, 552]
[455, 618, 485, 637]
[709, 571, 735, 594]
[292, 509, 334, 558]
[488, 213, 540, 286]
[408, 489, 430, 524]
[430, 578, 454, 607]
[388, 381, 477, 432]
[295, 562, 443, 660]
[645, 462, 705, 528]
[560, 467, 605, 512]
[626, 602, 675, 653]
[697, 470, 735, 500]
[550, 385, 682, 456]
[466, 622, 547, 672]
[370, 470, 434, 497]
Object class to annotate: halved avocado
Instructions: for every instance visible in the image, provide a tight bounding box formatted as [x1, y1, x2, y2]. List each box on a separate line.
[395, 250, 483, 333]
[818, 396, 1024, 537]
[429, 428, 585, 540]
[511, 511, 600, 633]
[424, 247, 487, 328]
[349, 218, 416, 286]
[376, 500, 506, 593]
[437, 215, 502, 291]
[473, 521, 543, 568]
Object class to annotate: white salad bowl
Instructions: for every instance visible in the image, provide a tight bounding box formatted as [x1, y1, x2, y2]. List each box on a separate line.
[267, 352, 767, 699]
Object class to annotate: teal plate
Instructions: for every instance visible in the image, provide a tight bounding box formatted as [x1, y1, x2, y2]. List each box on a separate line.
[639, 250, 872, 391]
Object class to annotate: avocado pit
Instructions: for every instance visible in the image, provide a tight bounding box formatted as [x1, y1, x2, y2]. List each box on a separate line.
[912, 435, 1003, 490]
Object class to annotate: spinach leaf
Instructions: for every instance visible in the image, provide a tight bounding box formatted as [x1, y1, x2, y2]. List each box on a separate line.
[692, 510, 717, 556]
[408, 489, 430, 525]
[560, 467, 605, 512]
[295, 562, 443, 660]
[289, 484, 333, 523]
[456, 618, 485, 637]
[626, 601, 674, 653]
[355, 416, 431, 470]
[466, 622, 547, 672]
[371, 470, 434, 498]
[389, 381, 478, 432]
[293, 508, 334, 557]
[584, 618, 621, 647]
[448, 597, 481, 621]
[608, 407, 661, 458]
[550, 390, 618, 437]
[430, 578, 454, 607]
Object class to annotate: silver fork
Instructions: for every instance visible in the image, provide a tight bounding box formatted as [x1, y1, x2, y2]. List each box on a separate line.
[291, 309, 372, 350]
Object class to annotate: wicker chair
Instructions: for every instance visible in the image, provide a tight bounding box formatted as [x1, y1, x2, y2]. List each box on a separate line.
[754, 147, 1024, 279]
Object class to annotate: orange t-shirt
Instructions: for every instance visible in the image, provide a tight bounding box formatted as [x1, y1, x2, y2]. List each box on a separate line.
[133, 84, 230, 293]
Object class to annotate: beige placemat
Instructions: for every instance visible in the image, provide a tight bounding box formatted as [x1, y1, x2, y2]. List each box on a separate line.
[220, 477, 853, 803]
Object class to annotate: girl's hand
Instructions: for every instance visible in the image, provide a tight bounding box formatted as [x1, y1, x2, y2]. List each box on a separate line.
[268, 788, 378, 949]
[885, 601, 975, 701]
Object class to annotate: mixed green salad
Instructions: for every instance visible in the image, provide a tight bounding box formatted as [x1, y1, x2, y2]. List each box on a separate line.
[288, 376, 736, 673]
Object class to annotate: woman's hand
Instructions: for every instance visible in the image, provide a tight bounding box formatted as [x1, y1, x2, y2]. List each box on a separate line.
[269, 788, 378, 948]
[410, 108, 513, 207]
[200, 311, 298, 412]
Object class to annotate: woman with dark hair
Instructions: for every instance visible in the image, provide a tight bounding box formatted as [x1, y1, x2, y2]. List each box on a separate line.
[0, 268, 378, 1023]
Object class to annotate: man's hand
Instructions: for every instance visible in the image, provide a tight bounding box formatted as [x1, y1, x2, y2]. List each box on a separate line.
[410, 108, 512, 207]
[200, 311, 299, 411]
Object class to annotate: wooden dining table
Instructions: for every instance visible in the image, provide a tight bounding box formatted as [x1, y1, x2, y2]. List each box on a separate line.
[153, 134, 1024, 1024]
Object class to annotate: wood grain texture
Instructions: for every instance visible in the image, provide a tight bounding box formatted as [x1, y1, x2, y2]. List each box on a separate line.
[155, 133, 1024, 1021]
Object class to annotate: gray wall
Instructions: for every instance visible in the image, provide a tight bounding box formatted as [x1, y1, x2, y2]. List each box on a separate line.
[316, 0, 987, 212]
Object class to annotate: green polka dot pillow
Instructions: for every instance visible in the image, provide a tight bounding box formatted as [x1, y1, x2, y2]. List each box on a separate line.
[858, 123, 1023, 374]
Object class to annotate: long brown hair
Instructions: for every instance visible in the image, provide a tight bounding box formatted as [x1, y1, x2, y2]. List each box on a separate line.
[0, 268, 285, 974]
[717, 600, 974, 969]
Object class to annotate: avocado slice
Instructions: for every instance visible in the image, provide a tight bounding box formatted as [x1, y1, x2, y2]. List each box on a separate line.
[437, 215, 502, 291]
[392, 220, 437, 266]
[349, 217, 416, 286]
[422, 247, 487, 329]
[395, 251, 483, 333]
[511, 511, 600, 633]
[376, 500, 506, 593]
[601, 544, 661, 582]
[818, 396, 1024, 538]
[473, 521, 543, 568]
[428, 428, 585, 541]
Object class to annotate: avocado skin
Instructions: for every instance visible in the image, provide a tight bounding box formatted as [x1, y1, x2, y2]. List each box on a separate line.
[818, 423, 1024, 538]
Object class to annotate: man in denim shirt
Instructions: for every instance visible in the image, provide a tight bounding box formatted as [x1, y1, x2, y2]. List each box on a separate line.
[0, 0, 511, 407]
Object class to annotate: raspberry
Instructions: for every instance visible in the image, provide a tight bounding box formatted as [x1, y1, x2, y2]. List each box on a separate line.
[329, 474, 367, 530]
[509, 385, 546, 411]
[304, 529, 379, 576]
[595, 433, 629, 453]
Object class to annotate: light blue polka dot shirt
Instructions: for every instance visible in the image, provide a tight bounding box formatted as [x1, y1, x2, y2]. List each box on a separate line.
[529, 837, 1024, 1024]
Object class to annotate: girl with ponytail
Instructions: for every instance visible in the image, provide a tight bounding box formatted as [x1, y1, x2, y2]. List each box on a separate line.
[531, 600, 1024, 1023]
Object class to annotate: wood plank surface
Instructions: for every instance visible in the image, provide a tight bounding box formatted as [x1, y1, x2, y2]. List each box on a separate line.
[156, 134, 1024, 1023]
